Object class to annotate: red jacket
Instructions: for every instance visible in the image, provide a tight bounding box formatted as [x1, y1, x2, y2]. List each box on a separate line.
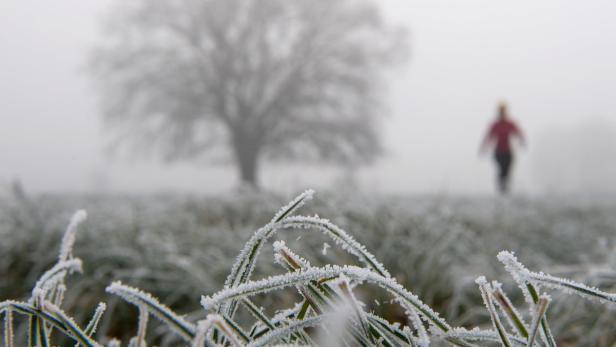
[486, 118, 524, 154]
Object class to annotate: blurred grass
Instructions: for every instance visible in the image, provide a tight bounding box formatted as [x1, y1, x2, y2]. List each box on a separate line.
[1, 187, 615, 346]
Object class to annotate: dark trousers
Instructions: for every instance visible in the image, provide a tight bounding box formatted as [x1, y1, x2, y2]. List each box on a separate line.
[494, 152, 513, 194]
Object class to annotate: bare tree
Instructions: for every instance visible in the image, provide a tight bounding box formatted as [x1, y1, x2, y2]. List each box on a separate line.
[91, 0, 405, 188]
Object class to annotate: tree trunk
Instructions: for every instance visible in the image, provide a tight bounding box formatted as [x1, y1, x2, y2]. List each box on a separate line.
[238, 148, 259, 188]
[232, 130, 261, 189]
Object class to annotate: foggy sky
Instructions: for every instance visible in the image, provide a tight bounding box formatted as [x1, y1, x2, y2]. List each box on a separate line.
[1, 0, 615, 195]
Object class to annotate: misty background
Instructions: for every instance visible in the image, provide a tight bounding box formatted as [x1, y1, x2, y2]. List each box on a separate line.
[2, 0, 616, 195]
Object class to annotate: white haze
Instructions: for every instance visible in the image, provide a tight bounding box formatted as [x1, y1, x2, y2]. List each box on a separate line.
[1, 0, 615, 195]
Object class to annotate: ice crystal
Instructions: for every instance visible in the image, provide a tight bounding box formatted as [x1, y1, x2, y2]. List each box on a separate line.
[321, 242, 330, 255]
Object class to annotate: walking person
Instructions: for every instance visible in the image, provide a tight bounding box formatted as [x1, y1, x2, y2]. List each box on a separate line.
[480, 102, 526, 194]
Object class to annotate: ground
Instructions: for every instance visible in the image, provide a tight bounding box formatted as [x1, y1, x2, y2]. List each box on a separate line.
[0, 190, 615, 346]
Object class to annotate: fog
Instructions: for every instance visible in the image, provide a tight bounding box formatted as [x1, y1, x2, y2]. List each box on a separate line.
[1, 0, 615, 195]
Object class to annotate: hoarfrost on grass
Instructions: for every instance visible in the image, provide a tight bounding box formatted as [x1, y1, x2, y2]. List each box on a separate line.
[2, 189, 616, 346]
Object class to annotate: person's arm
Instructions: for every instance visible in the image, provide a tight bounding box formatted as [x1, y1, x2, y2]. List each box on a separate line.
[479, 124, 495, 154]
[512, 122, 526, 148]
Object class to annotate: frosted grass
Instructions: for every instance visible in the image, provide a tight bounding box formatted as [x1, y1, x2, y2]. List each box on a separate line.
[1, 190, 615, 346]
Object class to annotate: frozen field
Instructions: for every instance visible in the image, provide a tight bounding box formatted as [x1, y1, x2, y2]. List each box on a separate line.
[1, 189, 615, 346]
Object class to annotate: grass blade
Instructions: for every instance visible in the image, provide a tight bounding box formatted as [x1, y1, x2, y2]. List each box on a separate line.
[281, 216, 390, 278]
[4, 308, 14, 347]
[490, 282, 529, 339]
[221, 190, 314, 318]
[526, 295, 550, 347]
[135, 306, 148, 347]
[476, 277, 511, 347]
[75, 303, 106, 347]
[202, 265, 451, 333]
[44, 302, 101, 347]
[106, 282, 196, 341]
[247, 315, 324, 347]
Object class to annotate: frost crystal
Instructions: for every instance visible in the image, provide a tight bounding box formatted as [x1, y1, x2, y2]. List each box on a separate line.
[322, 242, 330, 255]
